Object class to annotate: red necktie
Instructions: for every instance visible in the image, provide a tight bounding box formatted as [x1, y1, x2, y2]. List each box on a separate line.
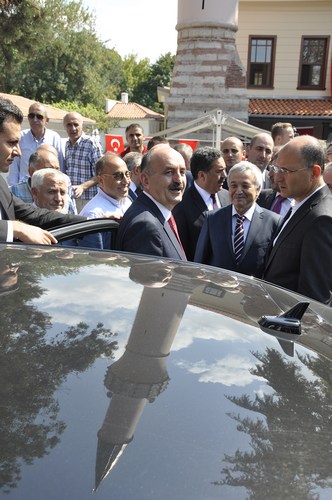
[168, 215, 186, 256]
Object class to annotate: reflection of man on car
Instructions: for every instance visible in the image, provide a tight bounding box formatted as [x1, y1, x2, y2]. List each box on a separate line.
[0, 263, 19, 295]
[95, 259, 191, 489]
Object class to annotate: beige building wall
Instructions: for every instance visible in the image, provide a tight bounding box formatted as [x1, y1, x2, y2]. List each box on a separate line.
[237, 0, 332, 97]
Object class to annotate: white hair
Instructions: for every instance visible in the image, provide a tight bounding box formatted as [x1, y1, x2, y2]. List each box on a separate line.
[31, 168, 68, 190]
[228, 161, 263, 189]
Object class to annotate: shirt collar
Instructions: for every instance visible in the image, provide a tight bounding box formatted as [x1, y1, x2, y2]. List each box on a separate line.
[143, 192, 172, 221]
[292, 185, 325, 212]
[97, 187, 130, 209]
[194, 181, 214, 206]
[232, 202, 256, 221]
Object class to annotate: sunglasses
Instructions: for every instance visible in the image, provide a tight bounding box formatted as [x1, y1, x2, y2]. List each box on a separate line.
[101, 171, 131, 181]
[28, 113, 44, 120]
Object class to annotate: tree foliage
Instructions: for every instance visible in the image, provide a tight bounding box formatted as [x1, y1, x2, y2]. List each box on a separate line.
[0, 251, 119, 492]
[0, 0, 174, 118]
[214, 348, 332, 499]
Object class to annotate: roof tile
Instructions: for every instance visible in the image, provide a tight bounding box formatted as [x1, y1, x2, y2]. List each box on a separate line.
[249, 98, 332, 117]
[0, 92, 95, 123]
[107, 102, 164, 120]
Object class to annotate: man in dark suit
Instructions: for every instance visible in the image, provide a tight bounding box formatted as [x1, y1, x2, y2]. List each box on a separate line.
[116, 144, 187, 260]
[194, 161, 281, 278]
[173, 146, 230, 261]
[0, 98, 84, 244]
[122, 151, 143, 200]
[257, 160, 293, 216]
[263, 135, 332, 304]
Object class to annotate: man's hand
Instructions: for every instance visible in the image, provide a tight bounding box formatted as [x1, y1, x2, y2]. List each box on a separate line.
[102, 212, 122, 221]
[73, 177, 97, 198]
[72, 184, 85, 198]
[13, 221, 58, 244]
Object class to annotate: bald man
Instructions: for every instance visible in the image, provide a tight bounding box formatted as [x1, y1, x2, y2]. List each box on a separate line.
[63, 111, 102, 211]
[221, 136, 244, 174]
[263, 135, 332, 304]
[246, 133, 274, 189]
[116, 144, 187, 260]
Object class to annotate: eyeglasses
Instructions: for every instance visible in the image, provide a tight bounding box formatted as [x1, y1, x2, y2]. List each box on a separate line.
[101, 171, 131, 181]
[270, 165, 312, 176]
[28, 113, 44, 120]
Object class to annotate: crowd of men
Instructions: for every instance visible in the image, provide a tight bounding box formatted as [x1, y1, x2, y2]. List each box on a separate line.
[1, 97, 331, 305]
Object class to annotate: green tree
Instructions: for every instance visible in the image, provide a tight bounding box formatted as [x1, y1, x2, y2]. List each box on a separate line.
[121, 54, 151, 99]
[0, 252, 119, 492]
[132, 52, 175, 112]
[214, 348, 332, 499]
[0, 0, 123, 109]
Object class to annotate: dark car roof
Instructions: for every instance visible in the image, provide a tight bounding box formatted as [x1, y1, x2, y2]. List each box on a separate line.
[1, 244, 332, 500]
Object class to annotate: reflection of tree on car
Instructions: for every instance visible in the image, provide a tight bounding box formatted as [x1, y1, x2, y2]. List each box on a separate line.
[0, 252, 118, 492]
[214, 348, 332, 499]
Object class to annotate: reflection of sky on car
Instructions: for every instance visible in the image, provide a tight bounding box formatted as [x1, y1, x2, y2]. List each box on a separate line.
[32, 263, 316, 388]
[13, 258, 329, 500]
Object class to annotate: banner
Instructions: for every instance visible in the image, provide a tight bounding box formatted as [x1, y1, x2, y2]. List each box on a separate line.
[178, 139, 199, 151]
[105, 135, 125, 154]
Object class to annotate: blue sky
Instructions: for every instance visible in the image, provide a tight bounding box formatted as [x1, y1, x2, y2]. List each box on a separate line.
[83, 0, 178, 62]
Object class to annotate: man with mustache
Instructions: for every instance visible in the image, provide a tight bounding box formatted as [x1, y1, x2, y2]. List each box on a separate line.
[116, 144, 187, 260]
[194, 161, 281, 278]
[173, 146, 230, 261]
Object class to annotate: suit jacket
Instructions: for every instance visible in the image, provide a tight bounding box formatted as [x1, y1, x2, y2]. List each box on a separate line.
[173, 184, 230, 261]
[263, 185, 332, 304]
[116, 193, 186, 261]
[128, 188, 137, 200]
[194, 204, 281, 278]
[257, 189, 277, 210]
[0, 175, 84, 242]
[185, 170, 194, 191]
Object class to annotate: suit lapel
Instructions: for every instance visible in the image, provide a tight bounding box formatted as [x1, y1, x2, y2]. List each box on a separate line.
[140, 194, 186, 260]
[163, 220, 186, 260]
[217, 189, 230, 207]
[266, 187, 328, 266]
[191, 185, 209, 213]
[0, 176, 14, 220]
[222, 206, 235, 261]
[241, 206, 262, 260]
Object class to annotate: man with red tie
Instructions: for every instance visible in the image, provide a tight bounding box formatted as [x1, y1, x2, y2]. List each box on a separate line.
[116, 144, 187, 260]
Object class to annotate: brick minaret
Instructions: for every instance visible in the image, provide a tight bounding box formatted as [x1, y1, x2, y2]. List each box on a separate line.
[167, 0, 248, 129]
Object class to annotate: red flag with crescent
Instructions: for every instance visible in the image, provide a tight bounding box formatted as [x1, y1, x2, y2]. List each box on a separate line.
[178, 139, 199, 151]
[105, 135, 125, 154]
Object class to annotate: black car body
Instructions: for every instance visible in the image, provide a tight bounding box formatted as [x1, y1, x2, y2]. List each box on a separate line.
[1, 243, 332, 499]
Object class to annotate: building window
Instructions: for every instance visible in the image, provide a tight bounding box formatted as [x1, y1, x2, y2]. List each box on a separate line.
[247, 36, 276, 88]
[298, 36, 330, 90]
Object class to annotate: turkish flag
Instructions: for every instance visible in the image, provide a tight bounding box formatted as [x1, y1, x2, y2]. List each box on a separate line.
[178, 139, 199, 151]
[105, 135, 125, 154]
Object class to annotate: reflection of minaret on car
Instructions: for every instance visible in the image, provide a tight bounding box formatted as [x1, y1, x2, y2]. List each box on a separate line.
[95, 274, 191, 491]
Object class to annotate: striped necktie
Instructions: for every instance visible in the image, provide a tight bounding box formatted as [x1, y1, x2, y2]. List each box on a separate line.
[234, 214, 246, 264]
